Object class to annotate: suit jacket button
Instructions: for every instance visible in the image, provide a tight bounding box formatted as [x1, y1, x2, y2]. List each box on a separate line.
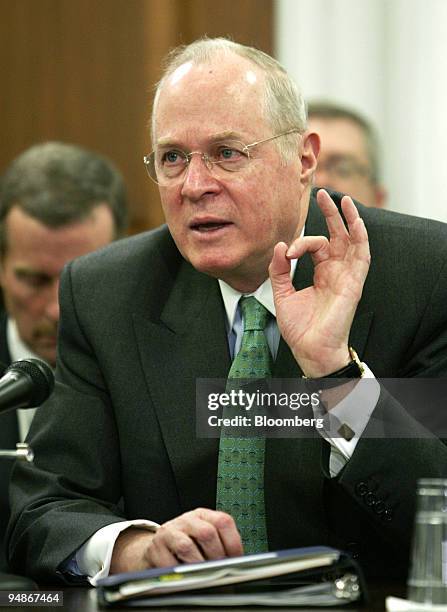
[345, 542, 360, 559]
[382, 508, 394, 521]
[365, 492, 377, 506]
[355, 481, 368, 497]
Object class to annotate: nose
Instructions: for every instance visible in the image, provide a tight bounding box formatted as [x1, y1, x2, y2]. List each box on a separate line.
[44, 279, 60, 322]
[180, 153, 221, 202]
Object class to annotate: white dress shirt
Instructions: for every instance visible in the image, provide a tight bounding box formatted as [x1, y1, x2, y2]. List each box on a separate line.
[6, 318, 40, 441]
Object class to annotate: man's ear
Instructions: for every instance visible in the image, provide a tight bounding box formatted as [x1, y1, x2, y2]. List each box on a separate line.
[300, 131, 320, 185]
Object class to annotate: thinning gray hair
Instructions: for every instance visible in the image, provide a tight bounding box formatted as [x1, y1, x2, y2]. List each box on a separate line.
[0, 141, 128, 257]
[152, 37, 306, 161]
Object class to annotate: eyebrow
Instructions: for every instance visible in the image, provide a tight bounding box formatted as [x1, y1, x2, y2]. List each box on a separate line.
[156, 130, 245, 149]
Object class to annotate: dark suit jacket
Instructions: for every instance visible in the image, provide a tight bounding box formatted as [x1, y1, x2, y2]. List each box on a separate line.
[6, 191, 447, 582]
[0, 311, 17, 571]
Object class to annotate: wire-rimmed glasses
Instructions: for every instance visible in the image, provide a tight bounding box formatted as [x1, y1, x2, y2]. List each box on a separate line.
[316, 155, 372, 181]
[143, 128, 300, 186]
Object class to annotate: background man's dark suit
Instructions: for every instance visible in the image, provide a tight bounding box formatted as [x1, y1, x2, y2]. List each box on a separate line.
[7, 191, 447, 581]
[0, 311, 17, 571]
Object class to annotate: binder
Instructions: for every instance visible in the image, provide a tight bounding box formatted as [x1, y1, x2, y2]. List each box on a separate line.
[96, 545, 366, 607]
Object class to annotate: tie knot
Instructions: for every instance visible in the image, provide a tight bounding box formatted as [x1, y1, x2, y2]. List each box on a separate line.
[240, 296, 270, 331]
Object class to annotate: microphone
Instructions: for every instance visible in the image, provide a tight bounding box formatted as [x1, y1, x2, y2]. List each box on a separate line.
[0, 359, 55, 414]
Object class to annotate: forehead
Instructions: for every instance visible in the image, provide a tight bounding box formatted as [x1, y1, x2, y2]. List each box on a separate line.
[154, 55, 268, 145]
[3, 205, 114, 270]
[308, 116, 369, 160]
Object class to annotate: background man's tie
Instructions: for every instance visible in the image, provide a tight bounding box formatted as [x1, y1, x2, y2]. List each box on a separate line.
[216, 296, 272, 553]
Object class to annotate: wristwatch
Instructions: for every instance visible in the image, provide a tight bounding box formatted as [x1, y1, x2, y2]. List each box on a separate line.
[303, 347, 365, 391]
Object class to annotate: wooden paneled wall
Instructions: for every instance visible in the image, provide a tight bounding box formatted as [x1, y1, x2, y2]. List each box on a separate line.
[0, 0, 273, 234]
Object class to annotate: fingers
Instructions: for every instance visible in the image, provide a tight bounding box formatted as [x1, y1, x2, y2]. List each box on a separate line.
[272, 191, 368, 272]
[270, 238, 331, 302]
[337, 197, 371, 280]
[314, 189, 370, 264]
[340, 195, 365, 241]
[147, 508, 243, 568]
[284, 236, 330, 266]
[316, 189, 350, 240]
[317, 189, 365, 241]
[209, 510, 244, 557]
[269, 242, 294, 301]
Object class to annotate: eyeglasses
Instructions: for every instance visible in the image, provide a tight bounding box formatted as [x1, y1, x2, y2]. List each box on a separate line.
[143, 128, 300, 186]
[316, 156, 372, 181]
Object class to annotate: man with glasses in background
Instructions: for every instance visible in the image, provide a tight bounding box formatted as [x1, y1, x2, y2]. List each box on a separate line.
[307, 101, 386, 208]
[7, 39, 447, 584]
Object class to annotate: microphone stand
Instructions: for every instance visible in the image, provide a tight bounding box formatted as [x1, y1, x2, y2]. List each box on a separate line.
[0, 359, 54, 588]
[0, 445, 37, 589]
[0, 443, 34, 462]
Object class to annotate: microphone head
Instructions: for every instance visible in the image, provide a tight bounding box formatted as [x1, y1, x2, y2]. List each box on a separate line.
[4, 359, 55, 407]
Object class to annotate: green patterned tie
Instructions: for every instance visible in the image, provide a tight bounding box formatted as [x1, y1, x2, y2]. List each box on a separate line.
[216, 296, 272, 553]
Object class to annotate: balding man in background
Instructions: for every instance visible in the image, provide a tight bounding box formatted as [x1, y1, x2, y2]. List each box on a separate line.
[0, 142, 128, 569]
[307, 101, 386, 208]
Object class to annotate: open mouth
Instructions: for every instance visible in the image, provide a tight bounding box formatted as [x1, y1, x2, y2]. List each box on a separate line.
[190, 220, 232, 232]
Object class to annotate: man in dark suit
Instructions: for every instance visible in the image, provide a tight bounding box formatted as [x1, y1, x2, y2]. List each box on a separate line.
[7, 39, 447, 583]
[0, 142, 128, 569]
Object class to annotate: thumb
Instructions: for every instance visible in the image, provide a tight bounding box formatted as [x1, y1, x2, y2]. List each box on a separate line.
[269, 242, 295, 302]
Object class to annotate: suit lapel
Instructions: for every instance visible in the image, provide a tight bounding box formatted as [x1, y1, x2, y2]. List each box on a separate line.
[133, 260, 230, 512]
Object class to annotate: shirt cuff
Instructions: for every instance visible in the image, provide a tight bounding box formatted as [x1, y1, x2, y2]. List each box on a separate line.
[314, 363, 380, 476]
[75, 519, 159, 586]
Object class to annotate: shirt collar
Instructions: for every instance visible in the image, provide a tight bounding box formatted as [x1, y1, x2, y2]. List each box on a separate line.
[218, 258, 298, 331]
[6, 318, 42, 363]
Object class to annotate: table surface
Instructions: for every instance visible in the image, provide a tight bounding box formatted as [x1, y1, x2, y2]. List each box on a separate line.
[0, 581, 405, 611]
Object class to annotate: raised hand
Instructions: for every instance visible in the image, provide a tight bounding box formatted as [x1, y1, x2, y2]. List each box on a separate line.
[269, 189, 370, 377]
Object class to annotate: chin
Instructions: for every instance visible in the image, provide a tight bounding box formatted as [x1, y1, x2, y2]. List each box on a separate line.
[35, 349, 56, 367]
[188, 251, 242, 280]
